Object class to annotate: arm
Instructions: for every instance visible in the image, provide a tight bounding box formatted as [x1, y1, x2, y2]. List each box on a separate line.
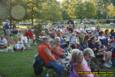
[45, 48, 56, 61]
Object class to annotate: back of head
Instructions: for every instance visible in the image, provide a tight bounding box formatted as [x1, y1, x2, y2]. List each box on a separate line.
[0, 35, 4, 39]
[71, 49, 83, 63]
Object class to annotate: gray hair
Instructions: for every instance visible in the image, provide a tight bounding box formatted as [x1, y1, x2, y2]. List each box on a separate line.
[83, 48, 95, 57]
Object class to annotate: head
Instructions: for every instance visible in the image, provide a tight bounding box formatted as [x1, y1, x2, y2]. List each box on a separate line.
[110, 29, 114, 33]
[40, 31, 46, 36]
[40, 36, 49, 44]
[55, 37, 61, 45]
[28, 29, 32, 32]
[89, 36, 96, 44]
[83, 48, 95, 61]
[71, 49, 84, 64]
[50, 32, 56, 39]
[0, 36, 4, 39]
[71, 44, 77, 49]
[84, 35, 89, 42]
[99, 31, 104, 36]
[105, 29, 109, 34]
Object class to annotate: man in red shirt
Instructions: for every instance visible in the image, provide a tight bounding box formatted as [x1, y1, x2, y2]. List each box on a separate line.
[25, 29, 33, 39]
[38, 36, 64, 77]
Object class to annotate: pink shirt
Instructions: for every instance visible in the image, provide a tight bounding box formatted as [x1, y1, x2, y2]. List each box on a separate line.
[76, 58, 94, 77]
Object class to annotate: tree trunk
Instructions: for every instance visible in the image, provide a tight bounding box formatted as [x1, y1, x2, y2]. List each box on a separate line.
[31, 6, 34, 26]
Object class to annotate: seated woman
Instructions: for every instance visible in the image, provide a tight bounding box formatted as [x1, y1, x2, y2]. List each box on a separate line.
[83, 48, 101, 73]
[0, 36, 8, 49]
[70, 49, 94, 77]
[51, 37, 64, 62]
[14, 38, 25, 51]
[83, 48, 95, 63]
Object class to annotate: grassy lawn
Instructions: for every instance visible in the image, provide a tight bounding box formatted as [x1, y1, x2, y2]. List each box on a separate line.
[0, 47, 37, 77]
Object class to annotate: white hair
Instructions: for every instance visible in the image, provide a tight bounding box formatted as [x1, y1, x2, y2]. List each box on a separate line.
[83, 48, 95, 57]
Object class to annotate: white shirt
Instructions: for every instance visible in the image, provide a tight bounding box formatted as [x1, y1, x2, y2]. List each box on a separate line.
[69, 35, 77, 44]
[98, 36, 106, 40]
[21, 36, 28, 44]
[15, 41, 25, 49]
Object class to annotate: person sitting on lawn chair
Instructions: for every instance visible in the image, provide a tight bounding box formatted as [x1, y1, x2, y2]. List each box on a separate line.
[0, 36, 8, 49]
[37, 36, 64, 77]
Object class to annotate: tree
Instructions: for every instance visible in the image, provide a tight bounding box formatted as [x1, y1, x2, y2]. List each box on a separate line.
[95, 0, 105, 18]
[62, 0, 77, 19]
[39, 0, 62, 22]
[33, 23, 43, 36]
[62, 10, 70, 20]
[106, 3, 115, 18]
[75, 2, 96, 19]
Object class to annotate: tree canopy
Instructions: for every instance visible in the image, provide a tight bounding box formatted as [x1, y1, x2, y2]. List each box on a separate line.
[0, 0, 115, 23]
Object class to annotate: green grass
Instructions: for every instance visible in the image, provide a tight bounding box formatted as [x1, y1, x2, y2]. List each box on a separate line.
[0, 47, 37, 77]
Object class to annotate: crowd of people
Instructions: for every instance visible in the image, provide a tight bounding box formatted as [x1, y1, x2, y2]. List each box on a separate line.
[35, 21, 115, 77]
[0, 21, 35, 52]
[1, 20, 115, 77]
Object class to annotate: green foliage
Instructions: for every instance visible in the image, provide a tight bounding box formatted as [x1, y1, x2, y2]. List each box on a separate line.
[62, 10, 70, 20]
[62, 0, 77, 19]
[75, 2, 96, 19]
[106, 3, 115, 18]
[96, 0, 108, 19]
[1, 0, 115, 23]
[33, 23, 43, 37]
[39, 1, 62, 22]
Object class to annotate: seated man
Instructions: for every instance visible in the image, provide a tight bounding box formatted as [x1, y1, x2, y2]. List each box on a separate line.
[0, 36, 8, 49]
[38, 36, 64, 77]
[20, 34, 30, 49]
[14, 38, 25, 51]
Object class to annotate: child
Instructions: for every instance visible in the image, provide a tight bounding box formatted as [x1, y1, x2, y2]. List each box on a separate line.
[70, 49, 94, 77]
